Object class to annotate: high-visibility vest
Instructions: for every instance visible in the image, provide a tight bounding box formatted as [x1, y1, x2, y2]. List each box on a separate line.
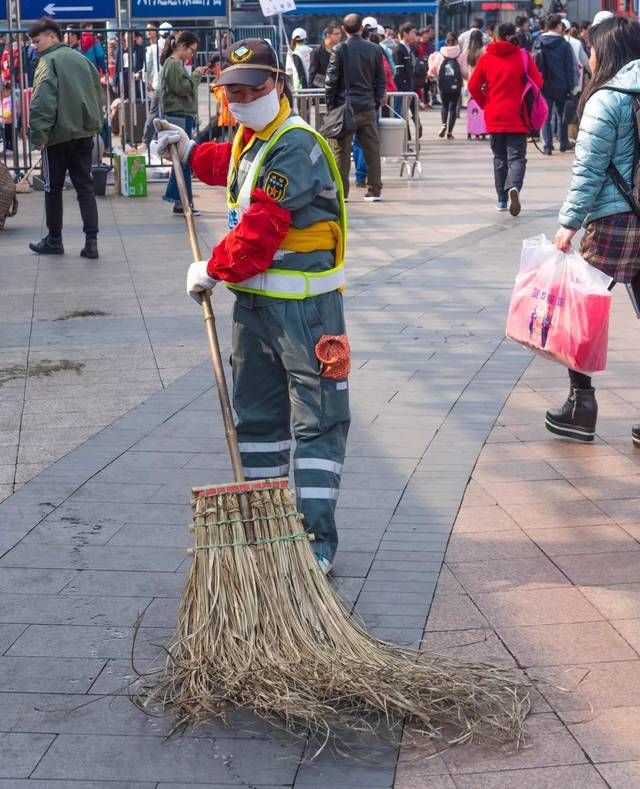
[225, 115, 347, 300]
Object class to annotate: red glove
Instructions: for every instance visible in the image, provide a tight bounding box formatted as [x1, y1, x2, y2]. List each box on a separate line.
[190, 141, 232, 187]
[207, 189, 292, 283]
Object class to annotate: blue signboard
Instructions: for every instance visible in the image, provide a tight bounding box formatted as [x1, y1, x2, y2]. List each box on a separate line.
[20, 0, 116, 20]
[131, 0, 227, 18]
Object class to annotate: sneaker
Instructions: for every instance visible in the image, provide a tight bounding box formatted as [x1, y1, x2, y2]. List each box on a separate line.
[560, 143, 575, 152]
[496, 201, 508, 212]
[29, 235, 64, 255]
[543, 148, 553, 156]
[355, 181, 367, 188]
[363, 187, 381, 202]
[315, 553, 333, 576]
[80, 238, 99, 259]
[447, 133, 455, 140]
[633, 424, 640, 448]
[438, 124, 447, 138]
[508, 187, 521, 217]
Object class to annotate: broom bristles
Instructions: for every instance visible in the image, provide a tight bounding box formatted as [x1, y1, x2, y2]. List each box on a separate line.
[139, 482, 530, 749]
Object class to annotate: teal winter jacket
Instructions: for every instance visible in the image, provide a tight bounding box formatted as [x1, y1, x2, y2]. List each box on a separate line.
[559, 59, 640, 230]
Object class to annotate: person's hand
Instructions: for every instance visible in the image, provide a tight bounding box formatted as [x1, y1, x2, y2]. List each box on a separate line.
[194, 66, 207, 75]
[555, 226, 577, 252]
[380, 93, 388, 106]
[154, 118, 195, 163]
[186, 260, 217, 303]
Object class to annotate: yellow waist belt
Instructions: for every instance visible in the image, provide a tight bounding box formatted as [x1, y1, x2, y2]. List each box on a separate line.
[280, 220, 344, 264]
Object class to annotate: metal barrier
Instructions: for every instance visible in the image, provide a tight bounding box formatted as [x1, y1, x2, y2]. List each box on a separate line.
[292, 88, 422, 178]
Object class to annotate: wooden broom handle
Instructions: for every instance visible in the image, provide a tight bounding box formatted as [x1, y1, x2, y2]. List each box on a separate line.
[169, 144, 246, 484]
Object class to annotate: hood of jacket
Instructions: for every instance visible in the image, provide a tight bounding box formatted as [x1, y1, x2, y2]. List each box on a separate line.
[439, 44, 461, 58]
[539, 32, 566, 49]
[485, 40, 520, 58]
[606, 58, 640, 92]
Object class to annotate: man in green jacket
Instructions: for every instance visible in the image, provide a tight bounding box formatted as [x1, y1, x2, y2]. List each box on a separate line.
[28, 17, 102, 259]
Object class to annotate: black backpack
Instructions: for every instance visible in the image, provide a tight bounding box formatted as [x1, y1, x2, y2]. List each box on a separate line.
[438, 56, 461, 94]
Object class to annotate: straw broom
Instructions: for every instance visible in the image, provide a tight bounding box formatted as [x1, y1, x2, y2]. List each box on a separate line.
[15, 158, 41, 194]
[140, 143, 531, 750]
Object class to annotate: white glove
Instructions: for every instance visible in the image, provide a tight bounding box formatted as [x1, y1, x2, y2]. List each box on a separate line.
[187, 260, 217, 303]
[154, 118, 195, 163]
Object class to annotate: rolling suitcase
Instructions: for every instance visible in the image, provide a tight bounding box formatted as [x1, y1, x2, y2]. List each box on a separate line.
[467, 99, 487, 139]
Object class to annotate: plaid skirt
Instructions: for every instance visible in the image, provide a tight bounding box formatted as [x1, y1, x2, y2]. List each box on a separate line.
[580, 211, 640, 284]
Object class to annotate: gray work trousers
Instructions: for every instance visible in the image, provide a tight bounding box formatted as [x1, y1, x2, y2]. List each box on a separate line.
[331, 109, 382, 197]
[231, 290, 350, 563]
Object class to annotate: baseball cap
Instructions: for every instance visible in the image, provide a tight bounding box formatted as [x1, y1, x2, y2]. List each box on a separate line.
[561, 18, 571, 30]
[291, 27, 307, 40]
[376, 24, 385, 35]
[217, 38, 281, 87]
[158, 21, 172, 38]
[362, 16, 378, 30]
[592, 10, 614, 26]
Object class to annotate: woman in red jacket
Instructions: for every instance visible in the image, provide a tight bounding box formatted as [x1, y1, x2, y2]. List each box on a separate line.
[468, 23, 543, 215]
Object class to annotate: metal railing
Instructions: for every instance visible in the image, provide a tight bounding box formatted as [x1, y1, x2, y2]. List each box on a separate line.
[292, 88, 422, 178]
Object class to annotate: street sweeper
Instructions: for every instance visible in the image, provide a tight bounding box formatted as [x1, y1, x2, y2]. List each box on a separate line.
[156, 38, 349, 575]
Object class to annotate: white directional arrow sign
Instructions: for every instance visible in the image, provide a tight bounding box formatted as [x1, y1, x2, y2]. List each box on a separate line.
[43, 3, 94, 13]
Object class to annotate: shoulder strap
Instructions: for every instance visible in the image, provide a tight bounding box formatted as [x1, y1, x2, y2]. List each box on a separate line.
[603, 92, 640, 219]
[520, 47, 529, 75]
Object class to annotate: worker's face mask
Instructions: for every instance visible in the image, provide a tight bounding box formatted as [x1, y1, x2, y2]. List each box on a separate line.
[228, 88, 280, 131]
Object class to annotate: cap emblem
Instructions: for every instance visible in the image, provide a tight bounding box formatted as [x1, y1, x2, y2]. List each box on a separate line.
[230, 45, 253, 63]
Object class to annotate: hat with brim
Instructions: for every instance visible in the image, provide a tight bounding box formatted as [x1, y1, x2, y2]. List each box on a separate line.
[217, 38, 281, 87]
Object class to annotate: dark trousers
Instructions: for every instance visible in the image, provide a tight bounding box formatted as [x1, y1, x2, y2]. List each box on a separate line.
[490, 132, 527, 202]
[332, 109, 381, 197]
[142, 89, 159, 148]
[542, 92, 570, 151]
[42, 137, 99, 239]
[440, 91, 461, 134]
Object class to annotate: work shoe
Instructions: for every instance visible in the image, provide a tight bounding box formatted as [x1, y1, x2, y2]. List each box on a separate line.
[496, 201, 508, 212]
[315, 553, 333, 576]
[363, 187, 381, 202]
[508, 187, 521, 217]
[29, 235, 64, 255]
[173, 204, 201, 217]
[438, 124, 447, 138]
[80, 238, 99, 259]
[633, 424, 640, 448]
[545, 387, 597, 442]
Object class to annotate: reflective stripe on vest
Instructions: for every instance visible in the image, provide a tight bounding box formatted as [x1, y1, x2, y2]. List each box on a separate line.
[225, 115, 347, 300]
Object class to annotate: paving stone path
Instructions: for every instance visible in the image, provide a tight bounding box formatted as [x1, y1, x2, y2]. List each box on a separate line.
[1, 113, 639, 787]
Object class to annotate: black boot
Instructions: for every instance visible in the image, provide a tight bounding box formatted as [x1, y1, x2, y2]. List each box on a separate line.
[29, 235, 64, 255]
[80, 237, 99, 259]
[545, 387, 597, 442]
[633, 424, 640, 448]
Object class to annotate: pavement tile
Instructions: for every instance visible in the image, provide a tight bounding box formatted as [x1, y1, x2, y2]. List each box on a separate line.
[0, 732, 56, 778]
[497, 621, 637, 667]
[610, 619, 640, 653]
[0, 623, 28, 653]
[451, 764, 607, 788]
[531, 660, 640, 713]
[523, 524, 640, 555]
[453, 506, 521, 534]
[580, 583, 640, 619]
[445, 530, 542, 563]
[472, 460, 560, 484]
[553, 552, 640, 585]
[32, 733, 303, 783]
[571, 476, 640, 501]
[596, 761, 640, 788]
[447, 557, 570, 595]
[472, 587, 603, 628]
[0, 782, 154, 789]
[6, 624, 171, 659]
[421, 628, 515, 666]
[596, 498, 640, 524]
[568, 706, 640, 762]
[546, 454, 640, 479]
[424, 594, 489, 632]
[500, 499, 611, 529]
[437, 713, 586, 774]
[0, 655, 105, 692]
[478, 479, 585, 506]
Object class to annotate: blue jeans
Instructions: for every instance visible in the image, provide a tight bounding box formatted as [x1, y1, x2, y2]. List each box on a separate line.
[163, 114, 194, 204]
[541, 93, 569, 152]
[352, 135, 367, 184]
